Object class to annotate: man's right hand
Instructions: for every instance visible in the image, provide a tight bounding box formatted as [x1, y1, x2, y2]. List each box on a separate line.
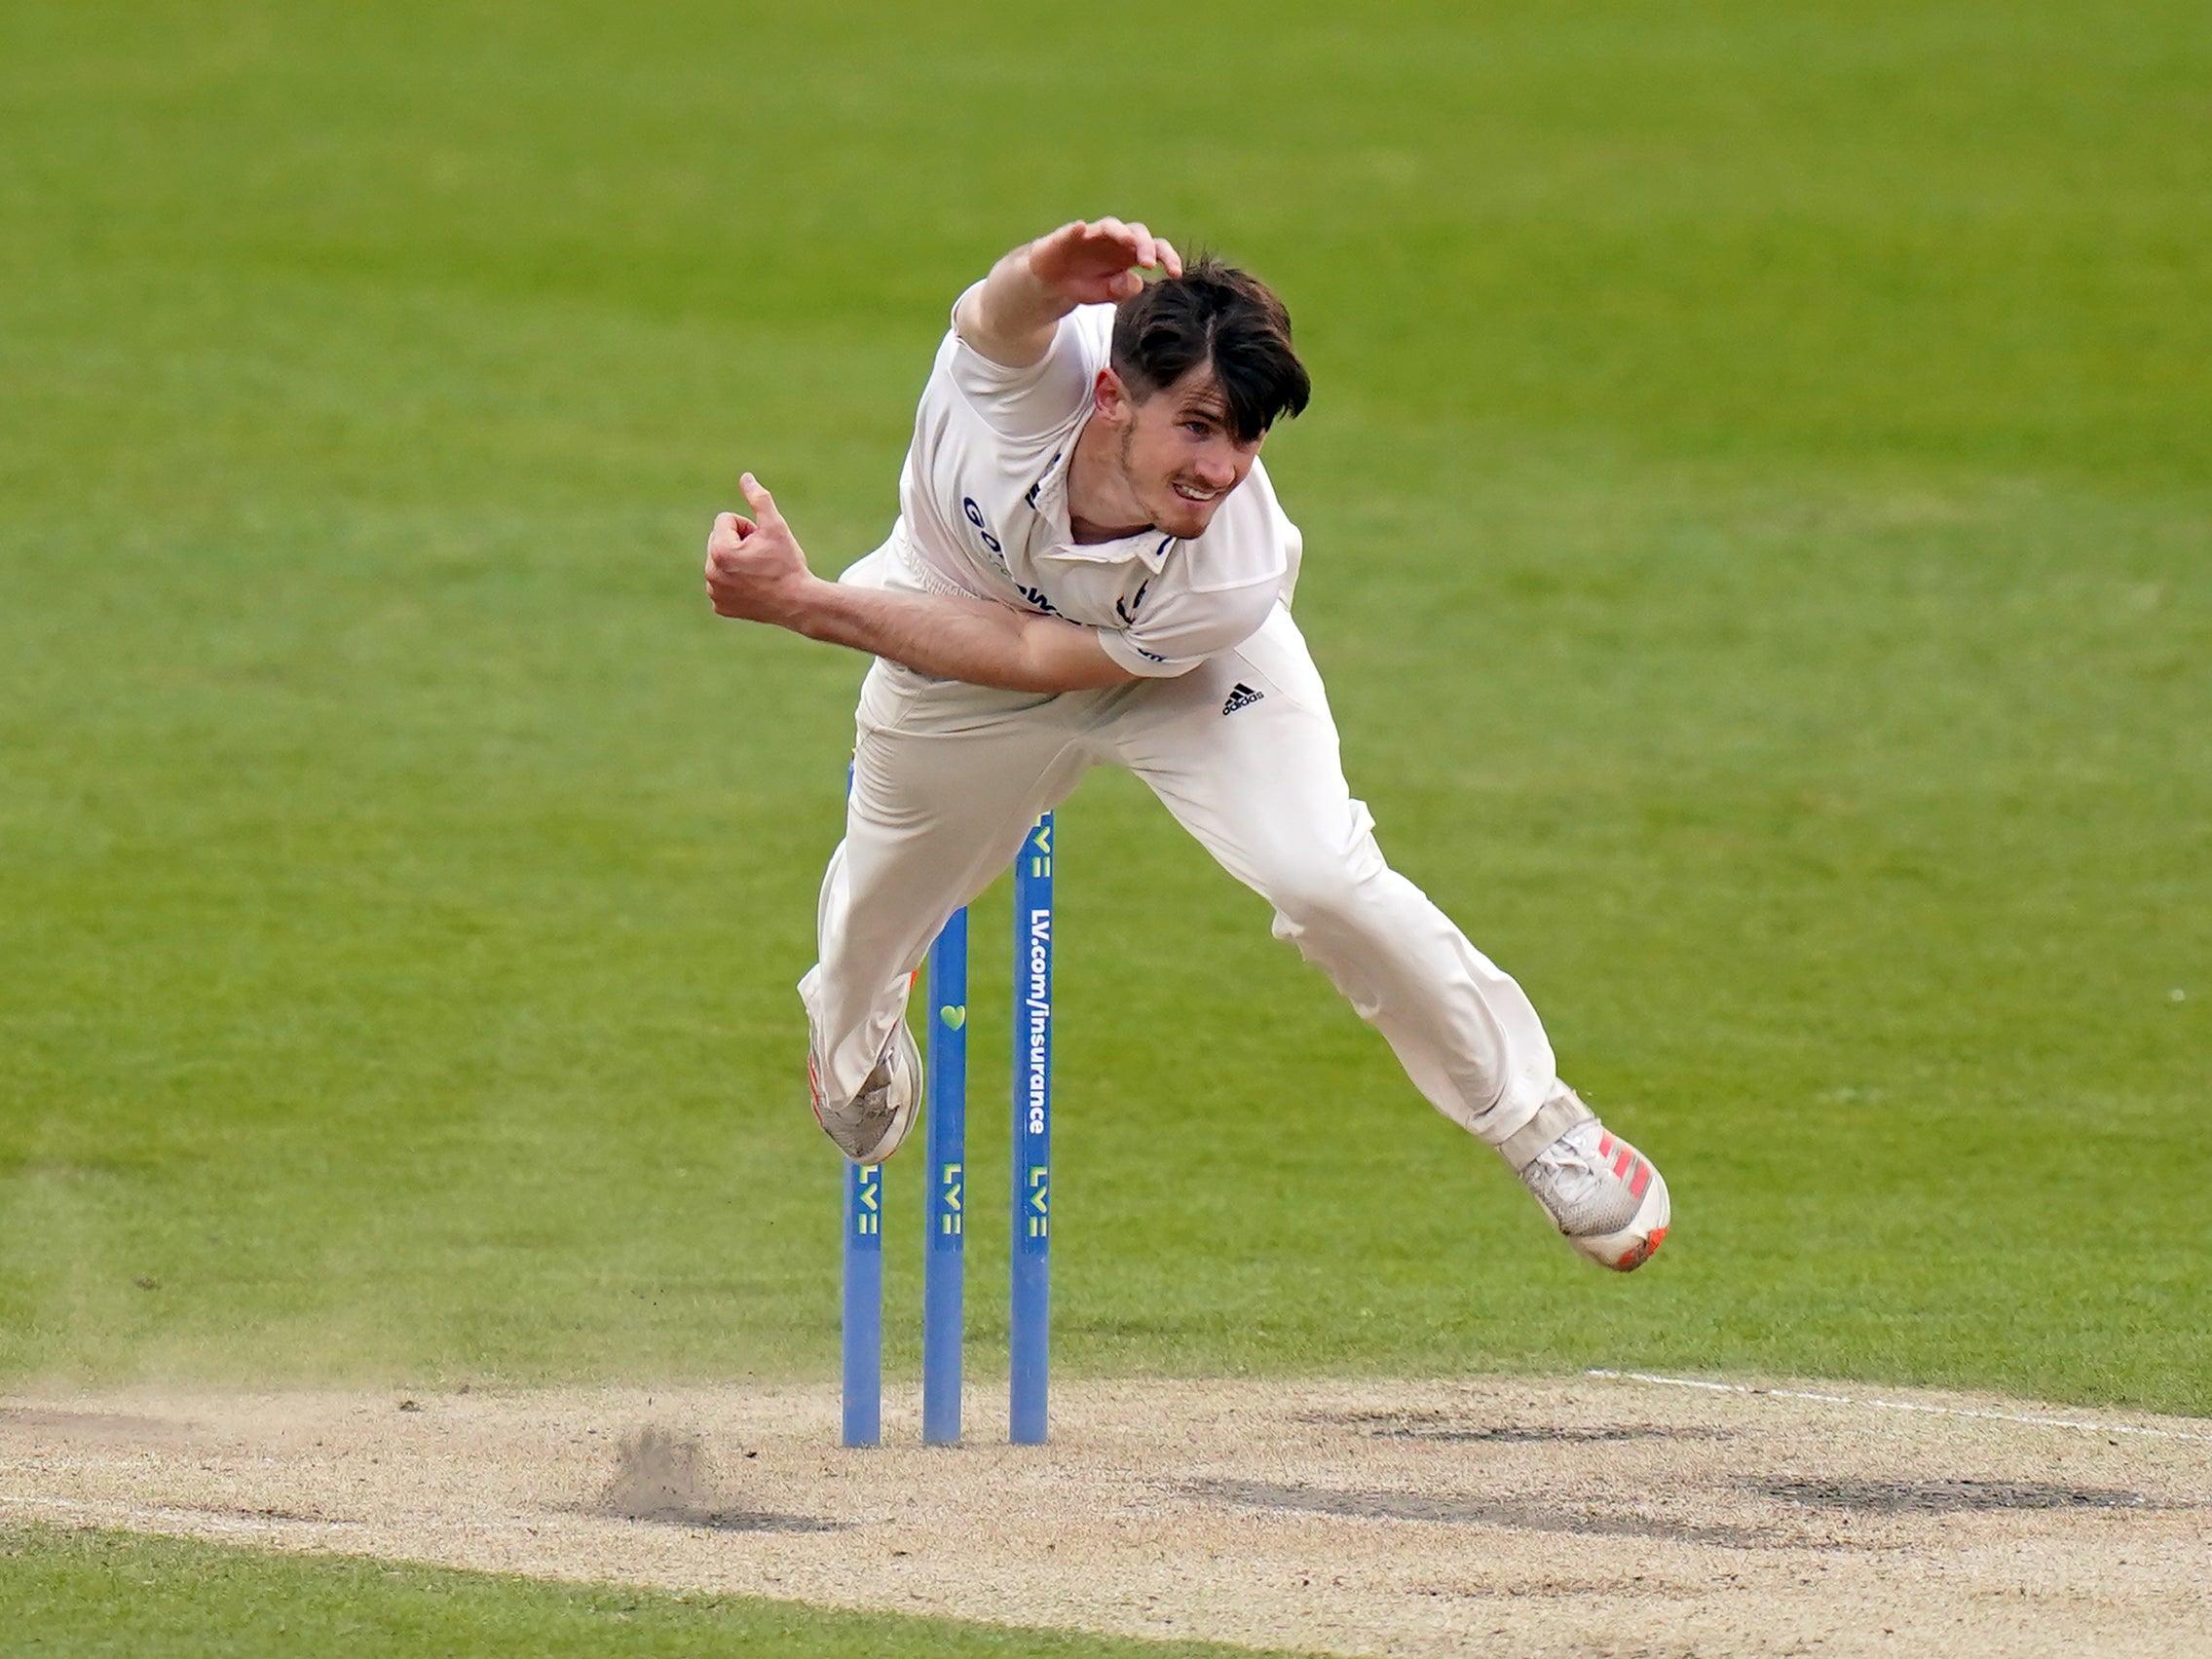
[704, 474, 820, 628]
[1023, 217, 1183, 306]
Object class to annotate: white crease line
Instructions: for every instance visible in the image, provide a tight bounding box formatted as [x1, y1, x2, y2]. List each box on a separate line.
[1587, 1370, 2212, 1444]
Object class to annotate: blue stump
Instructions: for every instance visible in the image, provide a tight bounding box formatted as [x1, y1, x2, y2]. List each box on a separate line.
[840, 1158, 882, 1448]
[922, 908, 969, 1446]
[1010, 811, 1054, 1445]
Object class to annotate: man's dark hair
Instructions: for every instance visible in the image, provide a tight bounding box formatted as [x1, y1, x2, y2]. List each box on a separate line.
[1111, 255, 1310, 444]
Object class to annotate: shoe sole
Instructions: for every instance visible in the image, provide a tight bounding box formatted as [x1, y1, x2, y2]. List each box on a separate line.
[811, 1022, 924, 1166]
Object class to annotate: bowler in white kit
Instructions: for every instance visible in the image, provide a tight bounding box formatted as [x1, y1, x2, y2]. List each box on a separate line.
[705, 218, 1669, 1270]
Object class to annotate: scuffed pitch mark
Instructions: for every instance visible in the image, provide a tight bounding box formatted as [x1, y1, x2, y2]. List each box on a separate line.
[1308, 1411, 1730, 1445]
[1760, 1479, 2156, 1514]
[595, 1425, 838, 1534]
[193, 1504, 358, 1526]
[0, 1408, 195, 1443]
[1185, 1477, 1786, 1549]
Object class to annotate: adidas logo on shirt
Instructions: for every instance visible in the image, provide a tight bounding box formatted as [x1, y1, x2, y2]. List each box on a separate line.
[1221, 682, 1264, 715]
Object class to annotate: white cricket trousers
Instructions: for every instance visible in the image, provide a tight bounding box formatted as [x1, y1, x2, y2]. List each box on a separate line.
[798, 603, 1557, 1150]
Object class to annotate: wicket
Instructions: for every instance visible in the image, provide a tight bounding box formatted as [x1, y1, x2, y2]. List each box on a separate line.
[842, 811, 1055, 1448]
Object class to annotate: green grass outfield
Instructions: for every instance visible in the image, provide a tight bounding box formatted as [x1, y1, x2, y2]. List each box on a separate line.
[6, 2, 2205, 1648]
[2, 1527, 1296, 1659]
[5, 0, 2207, 1423]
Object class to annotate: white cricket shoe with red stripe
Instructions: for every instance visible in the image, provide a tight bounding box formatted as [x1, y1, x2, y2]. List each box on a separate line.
[1515, 1092, 1670, 1271]
[807, 1020, 922, 1166]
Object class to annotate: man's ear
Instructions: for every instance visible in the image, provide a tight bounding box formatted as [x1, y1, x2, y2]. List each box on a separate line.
[1092, 366, 1133, 425]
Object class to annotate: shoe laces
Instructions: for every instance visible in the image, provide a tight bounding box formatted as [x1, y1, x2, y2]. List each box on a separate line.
[1523, 1118, 1612, 1205]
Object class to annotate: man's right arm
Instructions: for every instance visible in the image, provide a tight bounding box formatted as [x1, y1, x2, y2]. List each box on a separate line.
[951, 218, 1182, 369]
[789, 582, 1137, 693]
[703, 479, 1138, 694]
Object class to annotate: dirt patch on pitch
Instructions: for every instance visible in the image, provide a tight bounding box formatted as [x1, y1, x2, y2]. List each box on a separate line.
[4, 1376, 2209, 1657]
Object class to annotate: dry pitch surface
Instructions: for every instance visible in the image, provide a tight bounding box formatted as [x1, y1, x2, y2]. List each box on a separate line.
[5, 1375, 2209, 1657]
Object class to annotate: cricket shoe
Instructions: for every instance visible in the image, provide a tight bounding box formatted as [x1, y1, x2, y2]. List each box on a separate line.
[1504, 1085, 1669, 1271]
[807, 1020, 922, 1165]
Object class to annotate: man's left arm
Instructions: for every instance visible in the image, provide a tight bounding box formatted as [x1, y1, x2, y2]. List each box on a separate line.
[954, 218, 1181, 370]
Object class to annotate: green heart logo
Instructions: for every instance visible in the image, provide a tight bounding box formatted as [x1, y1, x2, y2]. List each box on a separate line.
[940, 1005, 966, 1030]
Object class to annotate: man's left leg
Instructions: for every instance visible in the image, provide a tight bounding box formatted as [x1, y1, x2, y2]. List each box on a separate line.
[1106, 605, 1668, 1270]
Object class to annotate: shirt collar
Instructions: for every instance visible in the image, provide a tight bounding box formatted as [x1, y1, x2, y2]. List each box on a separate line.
[1031, 418, 1181, 570]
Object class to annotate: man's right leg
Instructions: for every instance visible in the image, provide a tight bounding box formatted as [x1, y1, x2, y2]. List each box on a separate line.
[800, 659, 1092, 1158]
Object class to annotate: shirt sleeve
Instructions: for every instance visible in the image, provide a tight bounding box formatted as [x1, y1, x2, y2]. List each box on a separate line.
[944, 287, 1113, 442]
[1094, 578, 1279, 679]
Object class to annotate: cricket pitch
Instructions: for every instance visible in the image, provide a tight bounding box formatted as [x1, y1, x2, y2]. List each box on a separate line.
[5, 1375, 2208, 1657]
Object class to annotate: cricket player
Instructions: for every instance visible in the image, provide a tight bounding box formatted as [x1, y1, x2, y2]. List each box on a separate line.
[705, 218, 1668, 1269]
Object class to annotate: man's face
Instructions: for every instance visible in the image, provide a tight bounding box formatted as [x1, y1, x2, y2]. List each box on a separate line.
[1103, 365, 1264, 540]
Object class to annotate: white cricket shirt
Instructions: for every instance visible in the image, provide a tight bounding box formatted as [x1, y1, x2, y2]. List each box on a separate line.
[856, 289, 1302, 677]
